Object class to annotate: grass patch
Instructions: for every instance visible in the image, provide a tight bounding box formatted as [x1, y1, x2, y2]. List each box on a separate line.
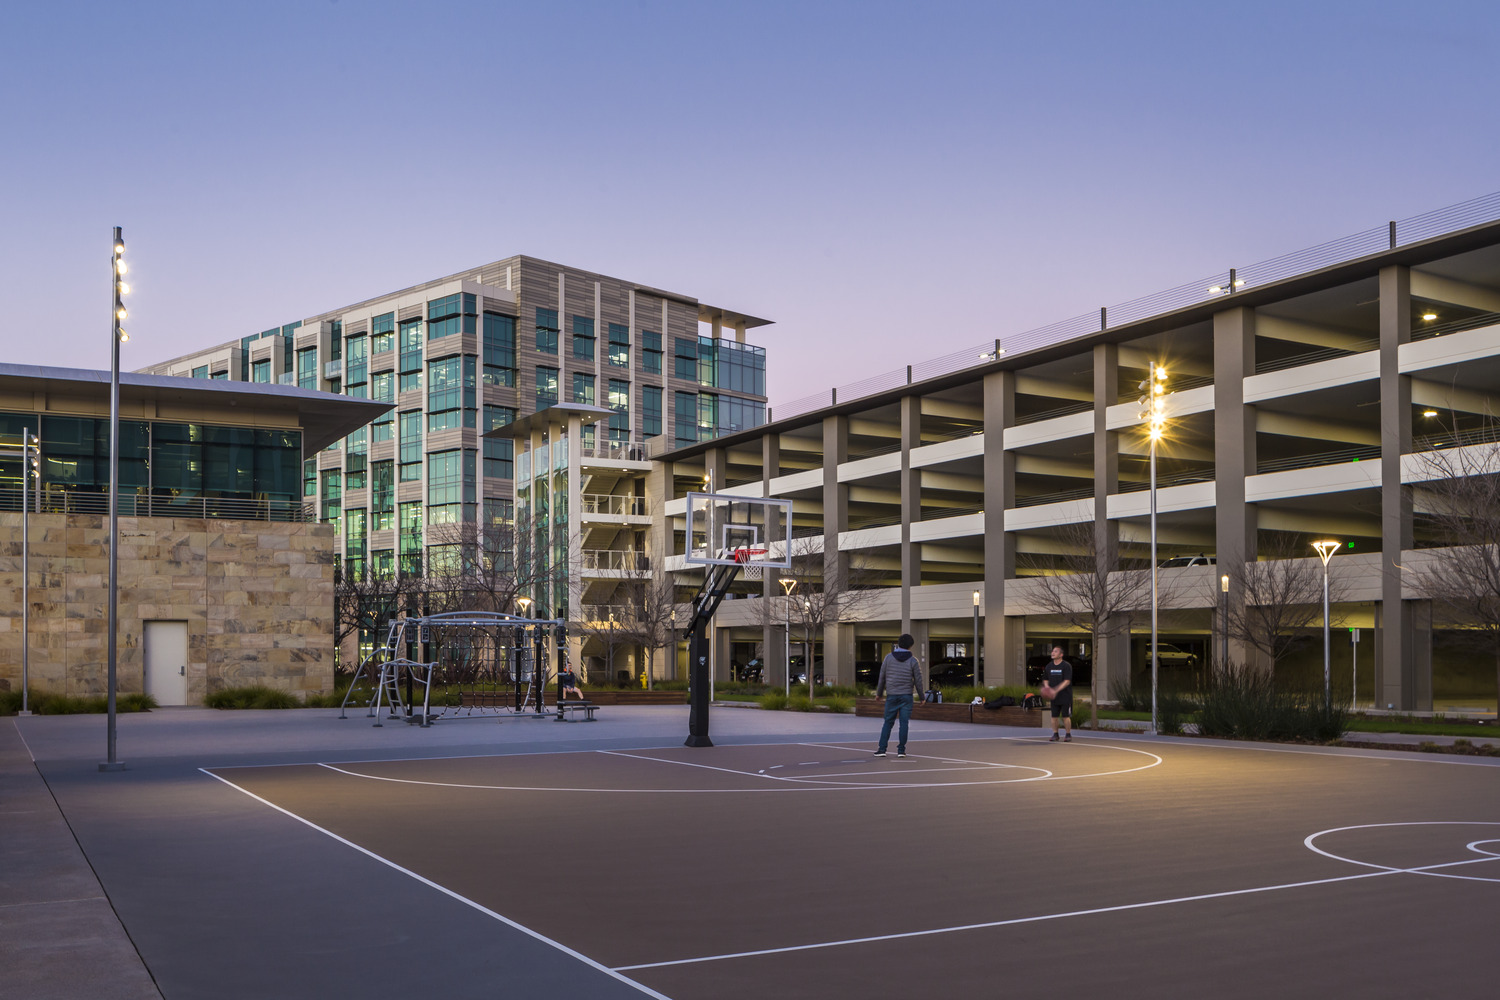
[204, 685, 301, 710]
[0, 690, 156, 715]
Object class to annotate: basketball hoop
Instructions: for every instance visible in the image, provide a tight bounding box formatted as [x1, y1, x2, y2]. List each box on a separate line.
[733, 546, 769, 581]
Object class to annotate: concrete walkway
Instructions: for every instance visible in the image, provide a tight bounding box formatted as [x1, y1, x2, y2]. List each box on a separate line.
[0, 719, 161, 999]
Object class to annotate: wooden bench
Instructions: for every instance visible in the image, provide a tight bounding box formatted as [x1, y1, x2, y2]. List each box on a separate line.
[576, 690, 686, 706]
[555, 701, 598, 722]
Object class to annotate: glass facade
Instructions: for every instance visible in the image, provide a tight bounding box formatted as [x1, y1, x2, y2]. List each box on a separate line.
[482, 312, 516, 387]
[296, 348, 319, 389]
[371, 312, 395, 355]
[320, 468, 341, 531]
[192, 365, 209, 380]
[675, 391, 697, 447]
[536, 366, 558, 409]
[572, 373, 595, 405]
[345, 508, 367, 580]
[399, 501, 423, 575]
[608, 379, 630, 442]
[641, 330, 662, 374]
[428, 293, 477, 339]
[427, 448, 476, 525]
[371, 372, 394, 442]
[536, 308, 559, 354]
[398, 411, 423, 481]
[251, 359, 271, 383]
[371, 459, 394, 530]
[345, 426, 367, 489]
[428, 355, 477, 431]
[398, 318, 423, 392]
[643, 385, 662, 438]
[484, 406, 515, 479]
[345, 335, 368, 394]
[572, 316, 595, 360]
[608, 323, 629, 367]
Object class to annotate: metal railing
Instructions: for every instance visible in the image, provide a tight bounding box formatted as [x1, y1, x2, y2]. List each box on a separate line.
[1411, 309, 1500, 343]
[1014, 487, 1094, 509]
[1117, 471, 1216, 494]
[1255, 445, 1382, 475]
[769, 188, 1500, 421]
[580, 441, 649, 462]
[919, 502, 985, 522]
[1254, 338, 1379, 376]
[0, 487, 317, 522]
[1413, 424, 1500, 453]
[1015, 401, 1092, 426]
[580, 493, 648, 517]
[580, 549, 650, 572]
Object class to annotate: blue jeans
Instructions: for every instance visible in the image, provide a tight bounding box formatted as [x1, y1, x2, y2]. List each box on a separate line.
[878, 695, 915, 753]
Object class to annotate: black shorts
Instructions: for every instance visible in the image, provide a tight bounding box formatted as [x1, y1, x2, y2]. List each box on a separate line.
[1050, 700, 1072, 719]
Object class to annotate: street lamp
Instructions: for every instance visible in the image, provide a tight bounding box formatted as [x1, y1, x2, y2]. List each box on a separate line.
[803, 597, 813, 701]
[1312, 539, 1339, 714]
[972, 589, 981, 689]
[779, 577, 798, 698]
[102, 227, 128, 773]
[1220, 573, 1230, 670]
[1138, 363, 1168, 734]
[516, 595, 532, 616]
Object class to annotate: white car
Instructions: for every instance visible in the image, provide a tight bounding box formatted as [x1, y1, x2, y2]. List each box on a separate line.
[1159, 555, 1215, 569]
[1150, 642, 1198, 668]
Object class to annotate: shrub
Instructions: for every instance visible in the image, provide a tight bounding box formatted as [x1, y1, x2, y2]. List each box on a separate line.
[205, 685, 300, 710]
[1196, 664, 1347, 742]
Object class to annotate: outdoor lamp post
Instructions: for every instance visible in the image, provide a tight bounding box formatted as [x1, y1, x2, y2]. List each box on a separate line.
[1220, 573, 1230, 669]
[972, 590, 981, 688]
[102, 227, 129, 773]
[1138, 363, 1168, 734]
[804, 597, 813, 700]
[1312, 540, 1339, 714]
[780, 577, 797, 698]
[516, 595, 532, 616]
[669, 607, 677, 681]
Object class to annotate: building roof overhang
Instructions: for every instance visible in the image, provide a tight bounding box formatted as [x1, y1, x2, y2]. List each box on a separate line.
[484, 403, 614, 441]
[0, 363, 392, 457]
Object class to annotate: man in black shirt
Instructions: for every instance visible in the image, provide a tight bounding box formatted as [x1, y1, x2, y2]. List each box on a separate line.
[1041, 645, 1073, 742]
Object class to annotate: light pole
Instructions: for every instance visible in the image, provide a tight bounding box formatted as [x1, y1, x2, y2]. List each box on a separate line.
[780, 577, 797, 698]
[972, 589, 981, 689]
[669, 607, 677, 681]
[804, 597, 813, 701]
[1313, 540, 1339, 714]
[101, 228, 128, 773]
[22, 428, 38, 715]
[1138, 364, 1168, 734]
[1220, 573, 1229, 670]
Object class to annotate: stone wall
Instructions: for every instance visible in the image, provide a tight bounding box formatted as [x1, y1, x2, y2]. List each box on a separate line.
[0, 512, 336, 702]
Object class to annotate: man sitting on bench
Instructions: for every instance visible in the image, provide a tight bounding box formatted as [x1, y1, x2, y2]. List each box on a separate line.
[558, 661, 585, 701]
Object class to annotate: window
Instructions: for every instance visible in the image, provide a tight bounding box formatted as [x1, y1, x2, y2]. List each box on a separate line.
[716, 340, 767, 396]
[428, 292, 476, 339]
[641, 331, 662, 374]
[251, 359, 271, 383]
[697, 336, 716, 386]
[210, 370, 228, 379]
[536, 366, 558, 408]
[371, 312, 395, 355]
[345, 508, 367, 581]
[296, 348, 319, 390]
[572, 373, 595, 405]
[303, 459, 317, 498]
[320, 469, 342, 531]
[399, 411, 423, 481]
[346, 427, 367, 490]
[428, 355, 476, 431]
[675, 391, 697, 447]
[427, 448, 477, 526]
[371, 372, 395, 442]
[720, 395, 766, 435]
[192, 364, 209, 380]
[371, 549, 394, 580]
[345, 335, 368, 391]
[482, 312, 516, 386]
[572, 316, 595, 360]
[485, 498, 514, 527]
[674, 337, 698, 380]
[399, 318, 423, 392]
[328, 330, 342, 362]
[608, 379, 630, 442]
[535, 308, 558, 354]
[698, 393, 718, 443]
[643, 385, 662, 438]
[484, 406, 516, 479]
[371, 460, 394, 530]
[399, 502, 423, 576]
[608, 323, 629, 367]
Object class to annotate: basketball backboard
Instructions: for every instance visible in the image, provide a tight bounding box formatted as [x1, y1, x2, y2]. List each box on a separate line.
[684, 492, 793, 568]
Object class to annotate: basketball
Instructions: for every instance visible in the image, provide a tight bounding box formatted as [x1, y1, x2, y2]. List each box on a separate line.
[1039, 683, 1054, 699]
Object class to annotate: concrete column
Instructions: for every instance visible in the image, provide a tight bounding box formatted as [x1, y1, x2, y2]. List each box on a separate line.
[566, 414, 583, 624]
[1378, 265, 1419, 709]
[1092, 344, 1124, 699]
[910, 618, 931, 686]
[1213, 306, 1259, 669]
[900, 395, 921, 632]
[823, 414, 851, 685]
[983, 370, 1023, 685]
[763, 433, 784, 686]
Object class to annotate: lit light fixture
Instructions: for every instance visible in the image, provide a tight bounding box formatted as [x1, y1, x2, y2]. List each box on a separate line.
[1422, 312, 1437, 321]
[118, 282, 130, 295]
[1208, 279, 1247, 294]
[116, 306, 127, 320]
[118, 330, 130, 343]
[1423, 409, 1438, 418]
[978, 348, 1005, 361]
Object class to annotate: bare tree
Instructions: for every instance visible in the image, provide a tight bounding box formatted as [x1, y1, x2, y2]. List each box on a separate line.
[421, 518, 535, 616]
[1022, 520, 1156, 728]
[768, 536, 884, 696]
[1224, 532, 1348, 669]
[333, 567, 425, 677]
[1406, 433, 1500, 701]
[576, 571, 679, 688]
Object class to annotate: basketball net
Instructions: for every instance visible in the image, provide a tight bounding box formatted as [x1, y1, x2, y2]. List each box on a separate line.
[733, 546, 768, 581]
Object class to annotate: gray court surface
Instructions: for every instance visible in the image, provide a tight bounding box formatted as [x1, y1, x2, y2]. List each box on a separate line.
[8, 705, 1500, 999]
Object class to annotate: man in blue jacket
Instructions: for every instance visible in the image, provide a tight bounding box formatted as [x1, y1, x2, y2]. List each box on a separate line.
[874, 634, 925, 758]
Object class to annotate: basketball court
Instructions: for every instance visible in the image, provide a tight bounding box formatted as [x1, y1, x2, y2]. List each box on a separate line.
[20, 707, 1500, 999]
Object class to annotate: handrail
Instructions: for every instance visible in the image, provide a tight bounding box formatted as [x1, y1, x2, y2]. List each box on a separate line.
[579, 493, 648, 516]
[768, 188, 1500, 419]
[0, 487, 316, 522]
[1255, 445, 1382, 475]
[1015, 401, 1092, 426]
[580, 549, 650, 572]
[1254, 338, 1378, 375]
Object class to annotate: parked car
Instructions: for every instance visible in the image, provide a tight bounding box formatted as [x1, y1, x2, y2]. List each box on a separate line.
[1025, 654, 1094, 687]
[1159, 554, 1215, 568]
[1149, 642, 1198, 669]
[738, 659, 765, 683]
[855, 660, 883, 687]
[928, 658, 977, 688]
[788, 656, 825, 685]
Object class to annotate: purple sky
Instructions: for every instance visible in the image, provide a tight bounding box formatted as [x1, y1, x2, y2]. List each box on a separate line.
[3, 1, 1498, 407]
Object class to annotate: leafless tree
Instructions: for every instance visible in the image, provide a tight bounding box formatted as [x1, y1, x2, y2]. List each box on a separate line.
[1224, 531, 1348, 669]
[333, 567, 425, 677]
[1022, 520, 1156, 728]
[1406, 433, 1500, 701]
[575, 571, 679, 688]
[763, 536, 884, 696]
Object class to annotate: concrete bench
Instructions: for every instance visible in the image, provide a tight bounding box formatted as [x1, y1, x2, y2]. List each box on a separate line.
[555, 701, 598, 722]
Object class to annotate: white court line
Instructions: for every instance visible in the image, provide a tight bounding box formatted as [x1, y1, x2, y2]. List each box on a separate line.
[198, 768, 670, 1000]
[613, 850, 1498, 972]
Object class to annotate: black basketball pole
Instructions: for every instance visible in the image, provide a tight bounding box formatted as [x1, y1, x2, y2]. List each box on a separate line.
[685, 623, 713, 747]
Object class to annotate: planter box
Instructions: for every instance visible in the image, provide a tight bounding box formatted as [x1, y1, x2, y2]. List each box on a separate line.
[854, 697, 1043, 728]
[576, 690, 686, 706]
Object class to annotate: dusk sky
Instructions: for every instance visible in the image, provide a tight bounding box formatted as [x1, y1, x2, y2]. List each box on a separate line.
[4, 1, 1498, 408]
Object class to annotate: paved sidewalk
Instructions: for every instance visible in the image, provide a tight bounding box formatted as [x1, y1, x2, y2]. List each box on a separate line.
[0, 719, 160, 1000]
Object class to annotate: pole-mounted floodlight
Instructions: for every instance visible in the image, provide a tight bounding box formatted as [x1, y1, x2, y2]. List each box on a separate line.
[1312, 540, 1339, 714]
[102, 227, 128, 772]
[1220, 573, 1230, 670]
[1138, 363, 1168, 733]
[972, 589, 981, 688]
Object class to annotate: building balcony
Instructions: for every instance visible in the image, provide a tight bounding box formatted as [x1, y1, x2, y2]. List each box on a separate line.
[580, 549, 650, 575]
[580, 493, 650, 519]
[0, 487, 318, 523]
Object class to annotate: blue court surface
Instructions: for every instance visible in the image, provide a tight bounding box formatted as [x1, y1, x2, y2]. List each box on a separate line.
[16, 707, 1500, 999]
